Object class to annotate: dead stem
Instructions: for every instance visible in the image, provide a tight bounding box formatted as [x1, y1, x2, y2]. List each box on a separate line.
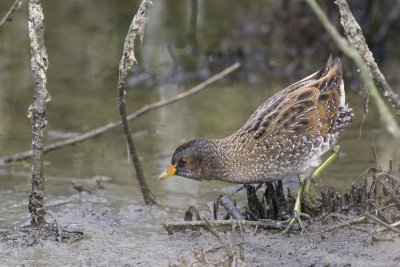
[365, 213, 400, 235]
[0, 0, 24, 28]
[376, 176, 400, 206]
[231, 220, 238, 258]
[325, 202, 400, 234]
[324, 215, 367, 233]
[233, 220, 245, 262]
[117, 0, 156, 205]
[202, 217, 233, 258]
[369, 201, 392, 224]
[376, 220, 400, 233]
[193, 249, 209, 265]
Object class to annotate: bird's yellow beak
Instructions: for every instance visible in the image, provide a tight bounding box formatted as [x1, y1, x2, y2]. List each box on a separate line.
[159, 164, 176, 181]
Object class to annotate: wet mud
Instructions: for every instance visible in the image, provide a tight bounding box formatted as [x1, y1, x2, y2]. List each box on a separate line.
[1, 164, 399, 266]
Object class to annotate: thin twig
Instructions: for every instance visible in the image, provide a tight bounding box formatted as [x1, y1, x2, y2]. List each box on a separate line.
[0, 62, 241, 165]
[230, 219, 238, 257]
[386, 173, 400, 184]
[376, 220, 400, 233]
[27, 0, 51, 227]
[305, 0, 400, 138]
[0, 0, 24, 28]
[365, 213, 400, 235]
[202, 217, 233, 258]
[325, 202, 400, 233]
[369, 201, 391, 224]
[163, 218, 290, 235]
[335, 0, 400, 113]
[193, 249, 209, 266]
[324, 215, 366, 232]
[378, 179, 400, 206]
[117, 0, 156, 205]
[233, 220, 245, 261]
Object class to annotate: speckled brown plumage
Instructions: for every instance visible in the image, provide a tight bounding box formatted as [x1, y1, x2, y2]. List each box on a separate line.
[161, 56, 354, 184]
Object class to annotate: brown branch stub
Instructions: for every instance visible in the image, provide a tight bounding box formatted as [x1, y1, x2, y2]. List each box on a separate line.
[218, 195, 245, 220]
[118, 0, 156, 206]
[335, 0, 400, 113]
[28, 0, 51, 227]
[0, 0, 24, 28]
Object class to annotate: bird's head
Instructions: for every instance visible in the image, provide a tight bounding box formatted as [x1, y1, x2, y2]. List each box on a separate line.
[159, 139, 218, 181]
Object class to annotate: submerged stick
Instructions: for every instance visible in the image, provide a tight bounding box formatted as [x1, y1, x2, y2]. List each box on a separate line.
[163, 219, 291, 235]
[27, 0, 51, 226]
[0, 62, 240, 165]
[218, 195, 244, 220]
[118, 0, 156, 205]
[305, 0, 400, 138]
[0, 0, 24, 28]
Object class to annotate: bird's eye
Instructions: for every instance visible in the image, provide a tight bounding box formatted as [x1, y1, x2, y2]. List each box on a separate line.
[178, 159, 186, 166]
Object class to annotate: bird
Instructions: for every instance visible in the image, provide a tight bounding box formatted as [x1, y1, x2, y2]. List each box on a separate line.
[159, 56, 354, 232]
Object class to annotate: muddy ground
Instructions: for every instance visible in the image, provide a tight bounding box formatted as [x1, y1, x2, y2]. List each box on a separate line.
[1, 180, 400, 267]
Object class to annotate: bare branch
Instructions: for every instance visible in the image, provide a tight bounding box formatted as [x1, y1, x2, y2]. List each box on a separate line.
[27, 0, 51, 226]
[0, 63, 240, 165]
[117, 0, 156, 205]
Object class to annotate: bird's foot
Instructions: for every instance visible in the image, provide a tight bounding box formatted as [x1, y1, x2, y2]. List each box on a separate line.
[282, 210, 311, 234]
[281, 173, 310, 234]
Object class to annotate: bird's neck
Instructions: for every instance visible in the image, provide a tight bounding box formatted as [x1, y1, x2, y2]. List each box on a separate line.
[193, 138, 229, 180]
[198, 138, 247, 182]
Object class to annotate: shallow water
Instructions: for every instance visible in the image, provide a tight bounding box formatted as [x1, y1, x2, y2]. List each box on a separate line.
[1, 0, 400, 265]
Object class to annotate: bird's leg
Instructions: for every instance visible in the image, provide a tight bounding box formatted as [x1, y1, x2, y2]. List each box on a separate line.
[305, 145, 341, 201]
[282, 173, 310, 234]
[283, 146, 341, 234]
